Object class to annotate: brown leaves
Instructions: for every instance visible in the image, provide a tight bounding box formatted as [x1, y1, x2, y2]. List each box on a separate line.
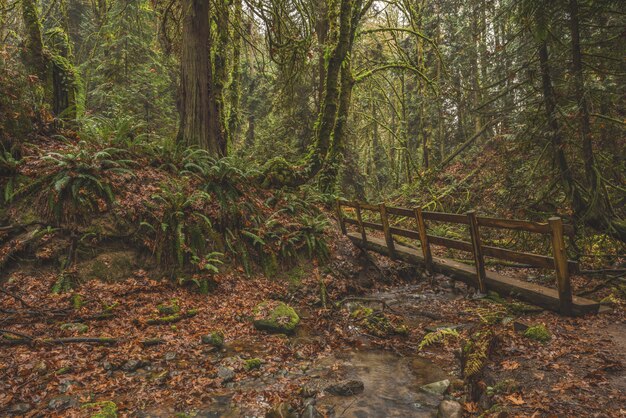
[505, 393, 525, 405]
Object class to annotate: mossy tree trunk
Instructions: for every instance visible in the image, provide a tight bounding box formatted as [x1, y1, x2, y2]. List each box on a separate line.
[178, 0, 213, 152]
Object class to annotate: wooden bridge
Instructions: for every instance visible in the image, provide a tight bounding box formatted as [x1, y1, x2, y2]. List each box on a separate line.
[336, 200, 603, 316]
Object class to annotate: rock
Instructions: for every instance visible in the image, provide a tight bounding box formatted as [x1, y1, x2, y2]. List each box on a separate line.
[76, 250, 138, 282]
[10, 403, 32, 414]
[253, 301, 300, 334]
[265, 402, 298, 418]
[420, 379, 450, 396]
[523, 324, 551, 342]
[324, 380, 365, 396]
[301, 404, 323, 418]
[437, 399, 462, 418]
[218, 366, 235, 383]
[201, 331, 224, 348]
[244, 358, 262, 371]
[121, 359, 150, 372]
[48, 395, 76, 410]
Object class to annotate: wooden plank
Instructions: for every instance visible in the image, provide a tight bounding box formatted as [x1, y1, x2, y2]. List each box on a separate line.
[359, 202, 379, 211]
[467, 211, 487, 293]
[477, 216, 575, 236]
[355, 202, 367, 242]
[336, 200, 346, 235]
[422, 211, 470, 225]
[385, 206, 414, 217]
[482, 245, 579, 273]
[346, 233, 600, 316]
[414, 207, 432, 269]
[549, 217, 573, 316]
[428, 235, 473, 252]
[338, 201, 358, 208]
[477, 216, 550, 234]
[389, 226, 421, 240]
[379, 204, 395, 256]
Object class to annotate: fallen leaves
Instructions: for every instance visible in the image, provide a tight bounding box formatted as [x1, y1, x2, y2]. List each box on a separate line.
[505, 393, 525, 405]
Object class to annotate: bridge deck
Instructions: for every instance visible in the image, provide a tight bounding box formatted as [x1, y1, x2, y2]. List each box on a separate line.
[347, 232, 602, 316]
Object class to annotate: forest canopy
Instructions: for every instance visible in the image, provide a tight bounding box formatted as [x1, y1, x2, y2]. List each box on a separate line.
[1, 0, 625, 238]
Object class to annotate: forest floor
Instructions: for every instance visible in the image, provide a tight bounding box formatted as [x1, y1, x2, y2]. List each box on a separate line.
[1, 229, 624, 417]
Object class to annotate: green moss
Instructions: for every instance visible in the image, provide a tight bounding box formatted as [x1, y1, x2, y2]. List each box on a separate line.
[260, 157, 299, 188]
[81, 401, 117, 418]
[524, 324, 551, 342]
[253, 301, 300, 334]
[244, 358, 262, 371]
[201, 331, 224, 348]
[71, 294, 83, 310]
[60, 322, 88, 334]
[157, 299, 180, 315]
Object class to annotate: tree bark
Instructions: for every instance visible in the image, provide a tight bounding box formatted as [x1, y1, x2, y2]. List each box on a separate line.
[178, 0, 213, 153]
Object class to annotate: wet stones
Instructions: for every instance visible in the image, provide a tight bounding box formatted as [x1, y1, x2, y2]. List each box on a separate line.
[437, 399, 462, 418]
[218, 366, 235, 383]
[324, 379, 365, 396]
[420, 379, 450, 396]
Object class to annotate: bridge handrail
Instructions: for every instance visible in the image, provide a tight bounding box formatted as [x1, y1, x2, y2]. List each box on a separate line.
[335, 199, 576, 315]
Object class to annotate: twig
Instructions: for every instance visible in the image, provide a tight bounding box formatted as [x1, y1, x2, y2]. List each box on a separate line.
[0, 288, 34, 309]
[0, 329, 34, 340]
[0, 337, 118, 346]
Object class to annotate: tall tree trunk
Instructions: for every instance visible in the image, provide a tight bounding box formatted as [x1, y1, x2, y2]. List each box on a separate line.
[209, 0, 228, 156]
[307, 0, 357, 177]
[178, 0, 213, 152]
[227, 0, 242, 145]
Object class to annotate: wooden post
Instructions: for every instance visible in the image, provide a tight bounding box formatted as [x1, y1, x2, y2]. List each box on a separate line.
[414, 207, 432, 270]
[549, 217, 573, 316]
[336, 200, 346, 235]
[467, 210, 487, 293]
[355, 202, 367, 242]
[379, 203, 395, 257]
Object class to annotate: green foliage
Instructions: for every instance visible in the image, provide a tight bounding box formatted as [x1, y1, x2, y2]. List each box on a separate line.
[139, 184, 213, 270]
[462, 331, 492, 378]
[418, 328, 460, 350]
[0, 147, 22, 204]
[33, 141, 133, 224]
[52, 270, 77, 293]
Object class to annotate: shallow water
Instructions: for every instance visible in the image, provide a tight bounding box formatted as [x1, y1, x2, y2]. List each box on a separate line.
[311, 350, 447, 417]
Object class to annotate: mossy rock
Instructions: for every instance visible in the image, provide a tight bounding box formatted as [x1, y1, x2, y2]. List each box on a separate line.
[201, 331, 224, 348]
[252, 301, 300, 334]
[157, 299, 180, 315]
[523, 324, 551, 342]
[76, 250, 138, 282]
[244, 358, 262, 371]
[81, 401, 117, 418]
[260, 157, 300, 188]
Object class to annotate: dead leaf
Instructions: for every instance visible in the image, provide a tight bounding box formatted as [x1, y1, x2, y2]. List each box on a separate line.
[506, 393, 525, 405]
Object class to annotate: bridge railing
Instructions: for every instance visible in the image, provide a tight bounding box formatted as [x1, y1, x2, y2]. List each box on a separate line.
[335, 200, 577, 315]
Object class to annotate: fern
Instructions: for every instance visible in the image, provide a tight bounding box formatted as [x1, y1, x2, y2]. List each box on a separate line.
[418, 328, 460, 350]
